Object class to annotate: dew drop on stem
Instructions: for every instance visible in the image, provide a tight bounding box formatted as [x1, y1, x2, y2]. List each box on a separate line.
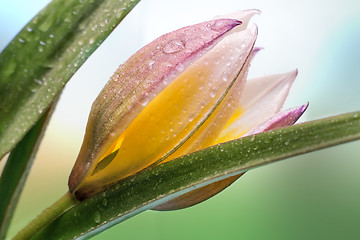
[94, 211, 101, 223]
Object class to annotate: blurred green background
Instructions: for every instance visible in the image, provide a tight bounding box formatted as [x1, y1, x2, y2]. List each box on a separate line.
[1, 0, 360, 239]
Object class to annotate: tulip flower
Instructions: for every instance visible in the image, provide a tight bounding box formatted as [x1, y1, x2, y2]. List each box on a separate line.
[68, 9, 307, 208]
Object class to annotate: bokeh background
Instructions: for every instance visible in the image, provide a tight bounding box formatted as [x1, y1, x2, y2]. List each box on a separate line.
[1, 0, 360, 239]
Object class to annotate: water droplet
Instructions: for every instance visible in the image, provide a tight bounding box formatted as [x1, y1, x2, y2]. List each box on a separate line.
[221, 74, 228, 82]
[94, 211, 101, 223]
[148, 60, 155, 69]
[39, 19, 53, 32]
[26, 26, 33, 32]
[18, 38, 25, 43]
[34, 79, 42, 85]
[102, 199, 108, 207]
[91, 24, 98, 31]
[198, 82, 205, 91]
[40, 40, 46, 46]
[188, 113, 195, 122]
[209, 20, 228, 32]
[163, 40, 185, 54]
[209, 88, 217, 98]
[264, 138, 271, 144]
[161, 61, 172, 68]
[89, 38, 95, 44]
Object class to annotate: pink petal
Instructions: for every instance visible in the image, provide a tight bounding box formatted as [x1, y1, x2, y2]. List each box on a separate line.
[243, 103, 309, 137]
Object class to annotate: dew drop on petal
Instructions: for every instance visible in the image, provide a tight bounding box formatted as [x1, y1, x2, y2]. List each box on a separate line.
[209, 88, 217, 98]
[221, 74, 228, 82]
[148, 60, 155, 69]
[188, 113, 195, 122]
[209, 19, 237, 32]
[163, 40, 185, 54]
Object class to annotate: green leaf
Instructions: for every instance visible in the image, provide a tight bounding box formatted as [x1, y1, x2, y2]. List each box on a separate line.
[0, 0, 140, 159]
[30, 111, 360, 240]
[0, 102, 56, 239]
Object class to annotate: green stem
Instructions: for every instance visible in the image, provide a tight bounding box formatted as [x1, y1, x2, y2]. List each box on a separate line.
[12, 192, 78, 240]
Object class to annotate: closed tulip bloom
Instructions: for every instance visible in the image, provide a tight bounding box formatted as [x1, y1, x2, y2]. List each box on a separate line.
[69, 10, 307, 207]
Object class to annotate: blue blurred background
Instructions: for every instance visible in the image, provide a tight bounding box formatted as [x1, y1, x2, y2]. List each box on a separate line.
[1, 0, 360, 239]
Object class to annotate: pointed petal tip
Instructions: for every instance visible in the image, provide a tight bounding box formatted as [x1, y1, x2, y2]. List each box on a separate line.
[298, 102, 309, 115]
[255, 9, 262, 14]
[246, 9, 262, 16]
[252, 47, 263, 58]
[278, 102, 309, 126]
[243, 102, 309, 137]
[285, 69, 298, 80]
[293, 68, 299, 77]
[253, 46, 263, 52]
[216, 9, 261, 20]
[279, 69, 298, 86]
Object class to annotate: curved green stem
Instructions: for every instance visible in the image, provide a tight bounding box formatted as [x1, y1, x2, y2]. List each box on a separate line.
[12, 192, 78, 240]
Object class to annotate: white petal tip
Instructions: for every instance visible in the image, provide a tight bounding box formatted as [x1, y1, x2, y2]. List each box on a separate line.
[292, 68, 299, 78]
[214, 9, 261, 20]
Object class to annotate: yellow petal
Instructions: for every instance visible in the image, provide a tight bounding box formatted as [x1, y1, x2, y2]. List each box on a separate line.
[165, 27, 256, 161]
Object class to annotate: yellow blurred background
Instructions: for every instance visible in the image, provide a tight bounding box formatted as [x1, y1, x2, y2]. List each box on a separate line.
[1, 0, 360, 239]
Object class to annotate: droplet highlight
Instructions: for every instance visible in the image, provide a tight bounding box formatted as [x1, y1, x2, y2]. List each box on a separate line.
[163, 40, 185, 54]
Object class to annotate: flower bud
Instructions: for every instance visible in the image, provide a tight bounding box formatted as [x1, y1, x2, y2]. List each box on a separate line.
[68, 10, 306, 204]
